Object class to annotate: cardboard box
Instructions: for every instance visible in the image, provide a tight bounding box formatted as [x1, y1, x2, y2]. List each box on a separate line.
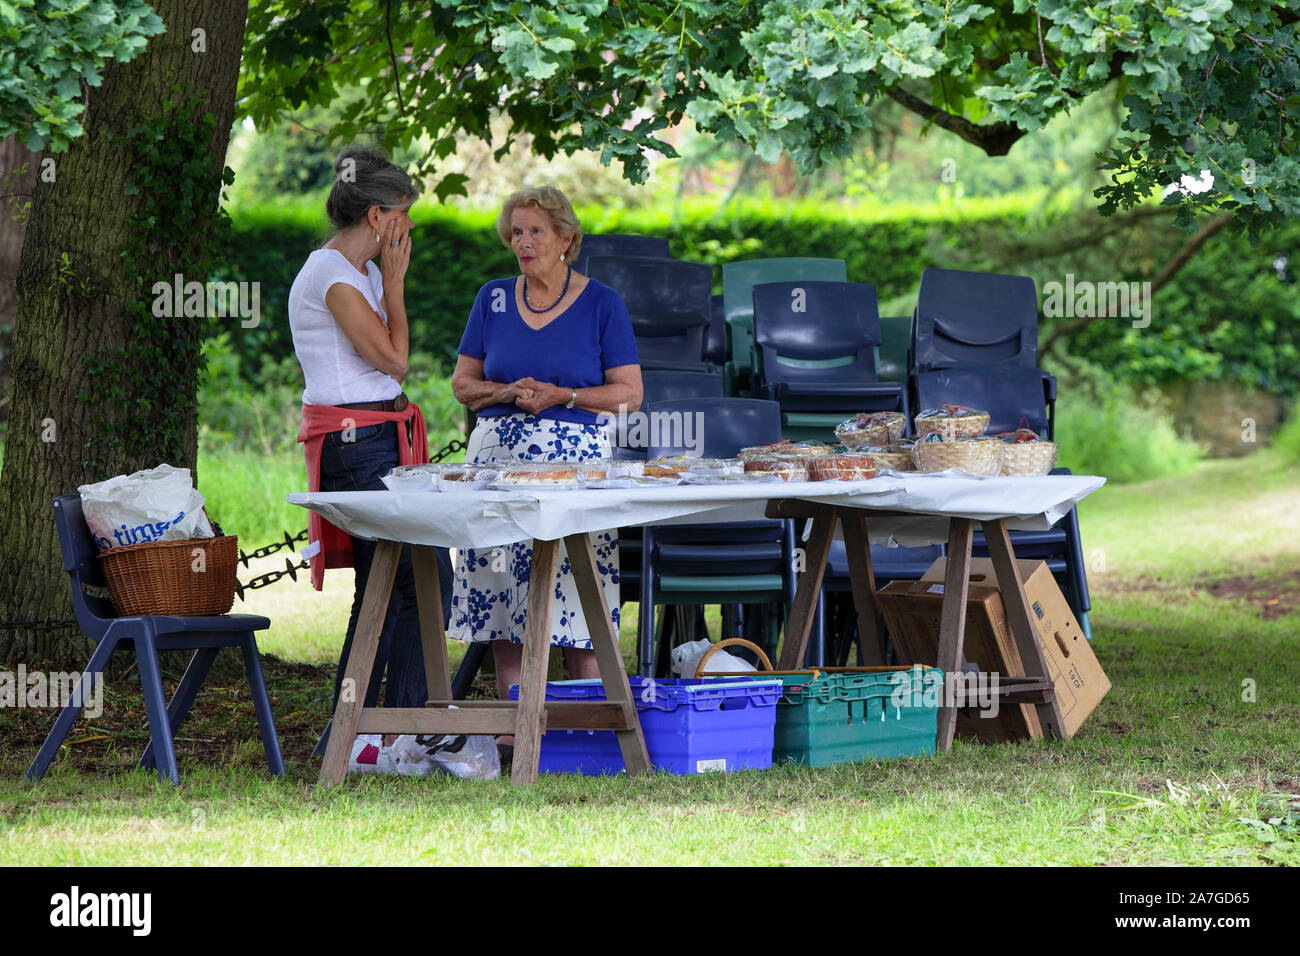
[875, 577, 1043, 742]
[878, 557, 1109, 740]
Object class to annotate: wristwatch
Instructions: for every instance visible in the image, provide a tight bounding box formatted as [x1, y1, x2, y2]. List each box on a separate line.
[565, 388, 578, 410]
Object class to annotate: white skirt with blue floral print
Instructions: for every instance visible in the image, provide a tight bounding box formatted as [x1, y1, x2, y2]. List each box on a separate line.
[447, 413, 620, 649]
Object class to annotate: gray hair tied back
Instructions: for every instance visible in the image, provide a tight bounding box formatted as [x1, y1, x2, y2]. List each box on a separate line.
[325, 146, 418, 231]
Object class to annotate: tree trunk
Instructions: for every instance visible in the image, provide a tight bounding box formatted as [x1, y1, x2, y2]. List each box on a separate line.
[0, 1, 249, 663]
[0, 137, 39, 427]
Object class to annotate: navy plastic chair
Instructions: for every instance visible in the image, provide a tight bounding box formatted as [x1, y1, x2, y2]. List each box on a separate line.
[28, 495, 284, 784]
[586, 254, 713, 373]
[638, 398, 797, 676]
[913, 371, 1089, 636]
[573, 233, 670, 274]
[721, 258, 847, 394]
[751, 280, 909, 438]
[914, 365, 1056, 441]
[705, 293, 727, 368]
[913, 266, 1039, 371]
[613, 369, 725, 461]
[617, 370, 727, 607]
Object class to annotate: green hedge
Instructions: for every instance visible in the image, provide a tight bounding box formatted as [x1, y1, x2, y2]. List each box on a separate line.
[215, 193, 1300, 397]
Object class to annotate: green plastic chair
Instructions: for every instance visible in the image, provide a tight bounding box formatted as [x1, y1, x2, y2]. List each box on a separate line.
[876, 314, 913, 384]
[721, 258, 846, 396]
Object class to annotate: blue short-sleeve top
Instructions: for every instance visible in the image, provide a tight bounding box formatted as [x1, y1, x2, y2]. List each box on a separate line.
[457, 277, 640, 425]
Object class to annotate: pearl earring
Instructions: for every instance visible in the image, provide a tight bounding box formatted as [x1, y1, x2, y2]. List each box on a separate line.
[375, 232, 381, 243]
[560, 253, 566, 262]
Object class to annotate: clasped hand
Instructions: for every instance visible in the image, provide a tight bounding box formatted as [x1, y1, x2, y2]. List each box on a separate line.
[494, 377, 565, 414]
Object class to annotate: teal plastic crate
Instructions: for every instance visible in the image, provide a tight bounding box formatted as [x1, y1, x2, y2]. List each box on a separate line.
[772, 667, 941, 767]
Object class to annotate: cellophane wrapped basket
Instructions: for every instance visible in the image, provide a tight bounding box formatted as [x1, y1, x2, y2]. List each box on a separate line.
[913, 403, 991, 442]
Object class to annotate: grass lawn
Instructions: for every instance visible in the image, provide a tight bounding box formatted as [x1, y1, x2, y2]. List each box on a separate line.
[1, 451, 1297, 865]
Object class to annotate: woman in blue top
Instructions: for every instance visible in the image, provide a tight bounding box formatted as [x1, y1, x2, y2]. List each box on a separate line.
[449, 185, 642, 715]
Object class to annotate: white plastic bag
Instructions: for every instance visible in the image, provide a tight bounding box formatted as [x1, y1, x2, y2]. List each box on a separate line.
[671, 638, 758, 678]
[77, 463, 214, 552]
[397, 732, 501, 780]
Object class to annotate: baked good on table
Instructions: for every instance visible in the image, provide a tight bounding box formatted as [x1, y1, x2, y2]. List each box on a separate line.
[834, 411, 907, 449]
[809, 454, 879, 481]
[743, 456, 810, 481]
[738, 441, 830, 461]
[496, 463, 580, 484]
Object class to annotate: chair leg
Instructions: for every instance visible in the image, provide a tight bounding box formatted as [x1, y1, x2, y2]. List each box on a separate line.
[139, 646, 219, 772]
[134, 630, 180, 785]
[451, 641, 488, 699]
[26, 635, 119, 782]
[240, 635, 285, 777]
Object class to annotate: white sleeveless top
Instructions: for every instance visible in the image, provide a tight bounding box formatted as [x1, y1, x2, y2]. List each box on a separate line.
[288, 248, 403, 406]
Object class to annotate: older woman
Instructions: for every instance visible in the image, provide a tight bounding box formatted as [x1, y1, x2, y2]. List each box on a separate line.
[289, 145, 454, 772]
[449, 186, 642, 729]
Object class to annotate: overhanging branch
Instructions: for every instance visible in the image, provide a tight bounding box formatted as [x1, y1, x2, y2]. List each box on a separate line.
[886, 87, 1025, 156]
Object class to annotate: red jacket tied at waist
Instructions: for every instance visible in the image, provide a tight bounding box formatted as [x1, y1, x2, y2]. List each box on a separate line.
[297, 402, 428, 591]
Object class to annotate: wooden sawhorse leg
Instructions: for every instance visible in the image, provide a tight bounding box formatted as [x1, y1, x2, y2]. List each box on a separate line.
[319, 535, 650, 787]
[319, 539, 401, 785]
[932, 518, 1067, 751]
[776, 505, 890, 671]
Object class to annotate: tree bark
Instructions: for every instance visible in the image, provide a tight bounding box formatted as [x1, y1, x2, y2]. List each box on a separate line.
[0, 137, 39, 427]
[0, 1, 249, 663]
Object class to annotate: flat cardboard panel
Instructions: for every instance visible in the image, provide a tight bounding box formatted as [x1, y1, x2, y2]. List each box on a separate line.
[918, 558, 1110, 738]
[876, 580, 1042, 742]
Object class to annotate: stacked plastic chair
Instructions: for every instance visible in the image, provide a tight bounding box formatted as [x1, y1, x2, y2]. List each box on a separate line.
[910, 266, 1090, 639]
[572, 233, 670, 274]
[617, 369, 727, 610]
[721, 258, 847, 395]
[638, 397, 797, 676]
[750, 280, 908, 441]
[585, 254, 716, 374]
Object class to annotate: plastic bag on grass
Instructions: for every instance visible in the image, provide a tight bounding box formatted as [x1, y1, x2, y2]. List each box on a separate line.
[671, 639, 757, 678]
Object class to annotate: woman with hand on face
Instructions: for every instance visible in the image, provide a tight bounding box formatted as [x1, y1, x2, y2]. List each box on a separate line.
[449, 186, 642, 755]
[289, 145, 455, 773]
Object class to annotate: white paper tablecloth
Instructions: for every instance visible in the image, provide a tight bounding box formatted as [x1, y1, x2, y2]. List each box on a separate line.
[287, 472, 1105, 550]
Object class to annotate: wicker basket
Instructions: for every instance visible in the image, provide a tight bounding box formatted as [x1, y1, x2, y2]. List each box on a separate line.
[835, 412, 907, 449]
[999, 441, 1057, 476]
[912, 440, 1003, 476]
[99, 536, 238, 616]
[862, 447, 915, 472]
[913, 407, 991, 442]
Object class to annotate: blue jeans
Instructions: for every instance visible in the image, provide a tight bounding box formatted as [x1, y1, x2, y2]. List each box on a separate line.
[319, 420, 454, 711]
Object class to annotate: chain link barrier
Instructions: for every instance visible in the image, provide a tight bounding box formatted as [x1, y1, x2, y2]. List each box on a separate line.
[0, 437, 469, 628]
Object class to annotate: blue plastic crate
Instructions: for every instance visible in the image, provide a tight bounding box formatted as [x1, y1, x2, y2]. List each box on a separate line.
[508, 676, 782, 775]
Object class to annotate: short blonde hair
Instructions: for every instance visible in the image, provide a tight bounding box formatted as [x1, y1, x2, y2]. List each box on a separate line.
[496, 185, 583, 262]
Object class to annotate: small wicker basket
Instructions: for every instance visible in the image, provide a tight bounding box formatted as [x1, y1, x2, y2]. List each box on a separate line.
[98, 536, 239, 616]
[913, 406, 990, 442]
[836, 412, 907, 449]
[912, 440, 1003, 476]
[862, 447, 915, 472]
[999, 441, 1057, 476]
